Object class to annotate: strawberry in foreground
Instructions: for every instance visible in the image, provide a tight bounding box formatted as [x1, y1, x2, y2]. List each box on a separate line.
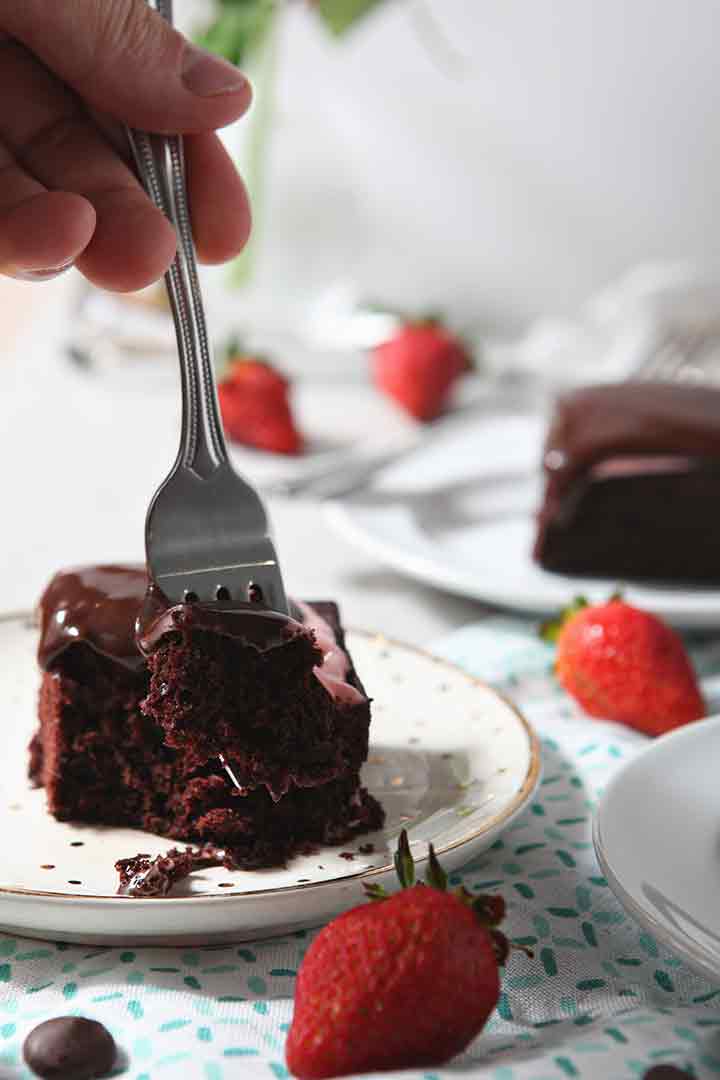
[286, 832, 519, 1079]
[372, 318, 471, 421]
[217, 344, 304, 455]
[542, 596, 705, 736]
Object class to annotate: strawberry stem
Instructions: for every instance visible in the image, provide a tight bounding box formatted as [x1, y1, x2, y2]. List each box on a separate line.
[415, 311, 443, 327]
[539, 595, 588, 643]
[491, 929, 510, 967]
[425, 843, 448, 891]
[223, 334, 246, 361]
[394, 829, 416, 888]
[363, 882, 389, 902]
[539, 590, 626, 643]
[471, 893, 506, 928]
[363, 834, 531, 968]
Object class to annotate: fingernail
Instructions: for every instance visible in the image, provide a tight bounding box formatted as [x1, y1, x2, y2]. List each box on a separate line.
[181, 45, 248, 98]
[13, 260, 74, 282]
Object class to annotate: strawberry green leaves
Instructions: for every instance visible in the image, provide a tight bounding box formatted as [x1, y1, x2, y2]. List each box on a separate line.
[394, 829, 416, 888]
[425, 844, 448, 891]
[539, 596, 589, 644]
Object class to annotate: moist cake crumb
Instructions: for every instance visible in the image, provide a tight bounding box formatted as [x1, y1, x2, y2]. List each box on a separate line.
[116, 843, 232, 897]
[31, 565, 384, 869]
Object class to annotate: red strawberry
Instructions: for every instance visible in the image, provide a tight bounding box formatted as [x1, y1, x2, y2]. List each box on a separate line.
[372, 319, 471, 421]
[286, 833, 516, 1079]
[542, 596, 705, 735]
[218, 351, 303, 455]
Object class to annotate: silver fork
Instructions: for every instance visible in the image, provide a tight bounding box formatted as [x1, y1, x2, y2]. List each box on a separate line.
[126, 0, 288, 619]
[128, 3, 288, 791]
[633, 323, 720, 384]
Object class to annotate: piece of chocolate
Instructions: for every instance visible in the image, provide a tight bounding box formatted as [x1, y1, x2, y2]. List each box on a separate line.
[534, 382, 720, 582]
[23, 1016, 116, 1079]
[116, 844, 232, 897]
[642, 1067, 694, 1080]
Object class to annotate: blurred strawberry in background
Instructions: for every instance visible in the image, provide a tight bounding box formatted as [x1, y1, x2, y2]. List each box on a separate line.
[218, 340, 304, 455]
[372, 319, 472, 421]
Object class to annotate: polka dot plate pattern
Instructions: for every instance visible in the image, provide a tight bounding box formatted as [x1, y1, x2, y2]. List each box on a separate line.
[0, 614, 539, 945]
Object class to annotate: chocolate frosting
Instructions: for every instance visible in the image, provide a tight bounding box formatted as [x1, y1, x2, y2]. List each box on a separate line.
[38, 565, 304, 672]
[135, 583, 300, 657]
[38, 565, 147, 672]
[37, 565, 364, 704]
[540, 381, 720, 523]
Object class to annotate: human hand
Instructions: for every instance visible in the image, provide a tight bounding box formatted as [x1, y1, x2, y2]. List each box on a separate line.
[1, 0, 252, 291]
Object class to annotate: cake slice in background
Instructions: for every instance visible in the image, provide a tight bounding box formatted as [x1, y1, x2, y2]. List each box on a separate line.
[30, 565, 383, 869]
[534, 381, 720, 582]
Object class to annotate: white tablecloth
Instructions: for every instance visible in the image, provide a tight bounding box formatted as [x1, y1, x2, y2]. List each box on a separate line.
[3, 279, 719, 1079]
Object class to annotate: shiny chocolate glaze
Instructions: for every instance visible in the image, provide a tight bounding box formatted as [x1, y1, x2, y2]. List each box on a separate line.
[135, 583, 300, 657]
[38, 565, 303, 671]
[539, 381, 720, 527]
[37, 564, 364, 704]
[38, 565, 147, 672]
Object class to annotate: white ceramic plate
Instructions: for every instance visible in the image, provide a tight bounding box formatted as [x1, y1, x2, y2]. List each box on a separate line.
[0, 613, 539, 946]
[594, 715, 720, 982]
[326, 413, 720, 628]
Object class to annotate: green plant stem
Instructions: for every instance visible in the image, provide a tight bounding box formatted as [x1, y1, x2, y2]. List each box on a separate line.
[228, 9, 280, 288]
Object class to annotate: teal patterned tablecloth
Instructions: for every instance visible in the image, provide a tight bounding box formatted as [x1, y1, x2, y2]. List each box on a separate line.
[2, 616, 720, 1079]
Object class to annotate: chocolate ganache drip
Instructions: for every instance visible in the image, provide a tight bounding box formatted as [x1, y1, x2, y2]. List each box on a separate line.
[38, 565, 147, 672]
[135, 581, 301, 657]
[37, 566, 362, 707]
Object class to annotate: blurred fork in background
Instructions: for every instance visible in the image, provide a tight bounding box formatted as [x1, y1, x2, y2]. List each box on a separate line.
[633, 321, 720, 383]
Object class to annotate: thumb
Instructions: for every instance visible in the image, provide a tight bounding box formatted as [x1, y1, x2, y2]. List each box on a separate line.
[5, 0, 252, 134]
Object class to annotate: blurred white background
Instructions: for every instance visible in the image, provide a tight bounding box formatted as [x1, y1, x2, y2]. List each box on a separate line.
[5, 0, 720, 340]
[182, 0, 720, 332]
[3, 0, 720, 630]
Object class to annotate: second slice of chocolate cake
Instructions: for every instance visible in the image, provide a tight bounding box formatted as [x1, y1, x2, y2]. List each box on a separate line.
[534, 381, 720, 582]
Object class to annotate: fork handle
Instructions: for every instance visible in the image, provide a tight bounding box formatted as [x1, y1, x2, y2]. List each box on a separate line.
[126, 0, 228, 479]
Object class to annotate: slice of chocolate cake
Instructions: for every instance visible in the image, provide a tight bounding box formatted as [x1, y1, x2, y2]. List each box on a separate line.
[137, 593, 370, 800]
[534, 382, 720, 582]
[31, 566, 383, 869]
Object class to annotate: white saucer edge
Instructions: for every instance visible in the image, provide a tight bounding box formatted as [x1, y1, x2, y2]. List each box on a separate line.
[593, 715, 720, 984]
